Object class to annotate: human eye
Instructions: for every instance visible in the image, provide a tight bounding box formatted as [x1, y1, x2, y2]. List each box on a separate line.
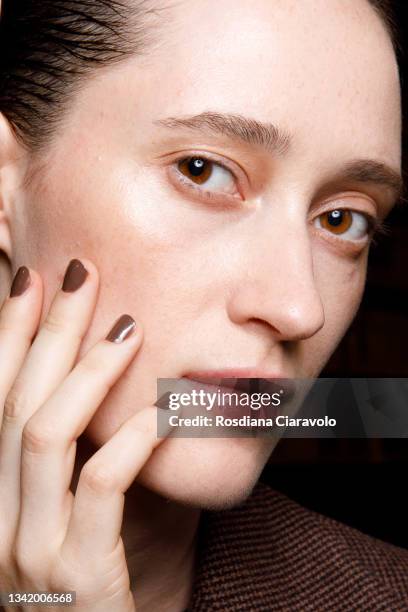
[313, 194, 388, 254]
[169, 154, 243, 204]
[313, 208, 373, 241]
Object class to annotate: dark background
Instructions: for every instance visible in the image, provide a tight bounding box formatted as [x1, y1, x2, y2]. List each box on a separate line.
[262, 1, 408, 550]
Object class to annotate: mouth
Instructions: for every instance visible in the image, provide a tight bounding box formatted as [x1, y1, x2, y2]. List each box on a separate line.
[177, 374, 292, 434]
[183, 369, 296, 401]
[154, 371, 299, 436]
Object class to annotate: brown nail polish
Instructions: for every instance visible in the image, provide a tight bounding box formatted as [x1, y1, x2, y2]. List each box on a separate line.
[106, 314, 136, 343]
[10, 266, 31, 297]
[62, 259, 89, 293]
[155, 391, 171, 411]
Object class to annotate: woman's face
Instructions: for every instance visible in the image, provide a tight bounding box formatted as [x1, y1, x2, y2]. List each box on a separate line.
[8, 0, 401, 507]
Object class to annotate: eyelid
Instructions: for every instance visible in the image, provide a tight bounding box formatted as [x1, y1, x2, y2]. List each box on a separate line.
[310, 192, 379, 219]
[308, 192, 386, 252]
[167, 151, 248, 203]
[164, 148, 249, 182]
[312, 193, 382, 229]
[172, 170, 242, 206]
[310, 211, 385, 259]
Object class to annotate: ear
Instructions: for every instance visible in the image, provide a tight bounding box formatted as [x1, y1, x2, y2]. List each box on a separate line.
[0, 114, 19, 260]
[0, 113, 23, 297]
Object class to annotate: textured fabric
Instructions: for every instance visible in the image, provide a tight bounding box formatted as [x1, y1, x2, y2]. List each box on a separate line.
[187, 480, 408, 611]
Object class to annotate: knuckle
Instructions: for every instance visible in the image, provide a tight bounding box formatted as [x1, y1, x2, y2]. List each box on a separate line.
[13, 547, 44, 582]
[75, 357, 101, 379]
[75, 357, 112, 394]
[76, 351, 107, 377]
[41, 311, 67, 336]
[4, 383, 28, 422]
[0, 550, 14, 578]
[10, 540, 23, 571]
[12, 539, 32, 577]
[0, 320, 14, 335]
[21, 419, 57, 454]
[13, 533, 50, 578]
[80, 462, 118, 495]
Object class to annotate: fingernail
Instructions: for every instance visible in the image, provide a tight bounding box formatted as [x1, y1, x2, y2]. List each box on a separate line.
[62, 259, 89, 293]
[106, 314, 136, 343]
[155, 391, 171, 411]
[10, 266, 31, 297]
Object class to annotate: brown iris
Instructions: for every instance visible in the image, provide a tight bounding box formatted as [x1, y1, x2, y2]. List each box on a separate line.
[178, 157, 213, 185]
[319, 209, 352, 234]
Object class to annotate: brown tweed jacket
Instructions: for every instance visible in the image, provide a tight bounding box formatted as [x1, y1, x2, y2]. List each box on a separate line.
[187, 480, 408, 611]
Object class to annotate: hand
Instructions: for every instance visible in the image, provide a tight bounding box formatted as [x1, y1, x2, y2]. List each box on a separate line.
[0, 259, 169, 611]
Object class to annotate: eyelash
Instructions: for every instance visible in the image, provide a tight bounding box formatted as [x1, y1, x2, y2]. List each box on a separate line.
[362, 217, 389, 244]
[170, 154, 387, 242]
[176, 172, 234, 202]
[312, 206, 387, 242]
[170, 154, 243, 205]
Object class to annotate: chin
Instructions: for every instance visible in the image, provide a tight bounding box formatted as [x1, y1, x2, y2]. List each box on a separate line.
[135, 435, 277, 510]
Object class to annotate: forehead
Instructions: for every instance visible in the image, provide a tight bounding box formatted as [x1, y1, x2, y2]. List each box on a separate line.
[131, 0, 400, 165]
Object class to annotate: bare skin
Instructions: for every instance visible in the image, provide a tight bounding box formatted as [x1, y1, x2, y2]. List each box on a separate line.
[0, 260, 193, 610]
[0, 0, 402, 610]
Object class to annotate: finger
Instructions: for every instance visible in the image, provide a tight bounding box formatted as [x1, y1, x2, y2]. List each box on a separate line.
[0, 267, 42, 554]
[17, 315, 142, 552]
[0, 267, 43, 418]
[0, 258, 99, 508]
[63, 405, 173, 560]
[4, 258, 99, 424]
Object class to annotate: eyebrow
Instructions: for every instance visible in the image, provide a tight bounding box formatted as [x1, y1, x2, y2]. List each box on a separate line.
[329, 159, 404, 203]
[154, 111, 403, 201]
[154, 110, 291, 155]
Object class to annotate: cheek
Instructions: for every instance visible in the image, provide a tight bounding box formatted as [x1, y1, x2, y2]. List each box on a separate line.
[21, 161, 197, 318]
[319, 252, 368, 323]
[301, 245, 369, 376]
[21, 164, 227, 394]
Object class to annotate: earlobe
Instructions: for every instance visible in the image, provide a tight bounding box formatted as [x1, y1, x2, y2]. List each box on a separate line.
[0, 208, 12, 261]
[0, 205, 12, 302]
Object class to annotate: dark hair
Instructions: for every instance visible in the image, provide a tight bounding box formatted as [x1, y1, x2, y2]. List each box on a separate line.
[0, 1, 164, 150]
[0, 0, 400, 151]
[369, 0, 400, 52]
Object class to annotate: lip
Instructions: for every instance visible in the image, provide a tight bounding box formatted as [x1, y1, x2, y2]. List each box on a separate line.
[178, 377, 277, 423]
[183, 369, 296, 400]
[184, 368, 287, 380]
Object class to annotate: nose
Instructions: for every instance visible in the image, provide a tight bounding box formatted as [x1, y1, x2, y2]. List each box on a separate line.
[227, 217, 325, 342]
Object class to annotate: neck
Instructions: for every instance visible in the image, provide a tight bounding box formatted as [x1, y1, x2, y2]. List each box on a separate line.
[124, 482, 201, 612]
